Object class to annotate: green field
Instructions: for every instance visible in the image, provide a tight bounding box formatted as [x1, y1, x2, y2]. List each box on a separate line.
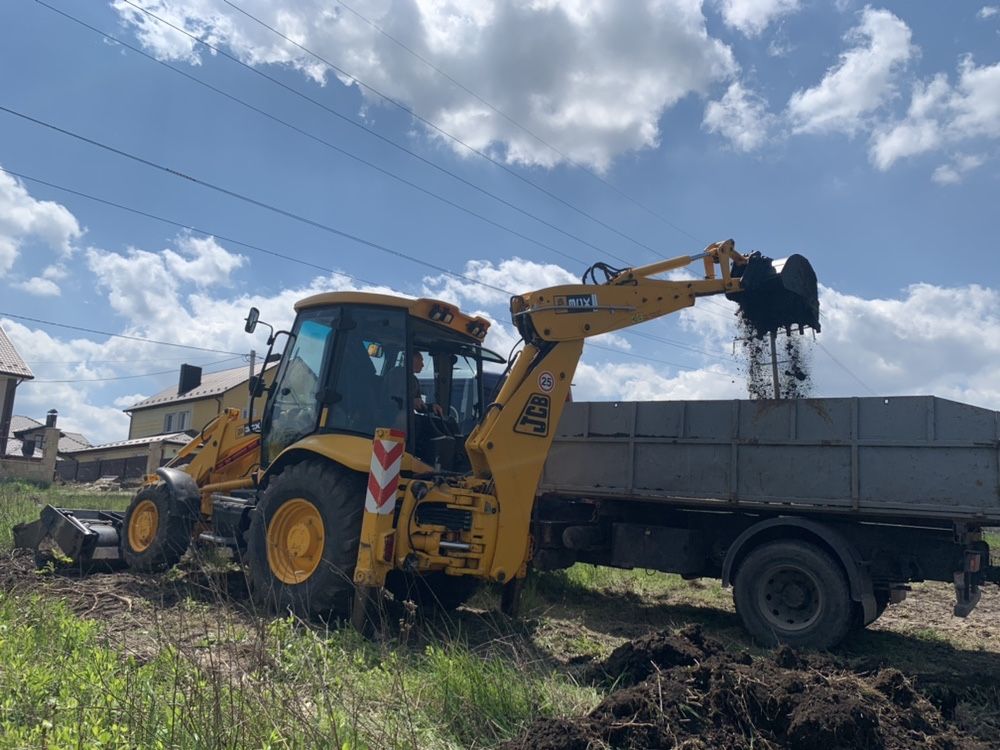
[2, 480, 998, 748]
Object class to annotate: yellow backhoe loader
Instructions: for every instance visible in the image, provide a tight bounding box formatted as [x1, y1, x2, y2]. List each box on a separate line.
[14, 240, 820, 623]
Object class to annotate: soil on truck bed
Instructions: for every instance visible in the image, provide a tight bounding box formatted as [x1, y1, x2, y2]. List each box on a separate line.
[508, 625, 988, 750]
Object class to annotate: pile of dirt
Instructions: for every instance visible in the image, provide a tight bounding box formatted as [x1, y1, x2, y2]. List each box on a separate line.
[509, 625, 985, 750]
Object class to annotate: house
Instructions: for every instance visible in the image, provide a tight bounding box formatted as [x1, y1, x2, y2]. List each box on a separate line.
[56, 432, 190, 483]
[10, 412, 90, 458]
[125, 362, 274, 440]
[0, 324, 33, 458]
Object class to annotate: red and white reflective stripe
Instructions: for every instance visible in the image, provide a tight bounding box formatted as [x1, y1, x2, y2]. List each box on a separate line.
[365, 429, 405, 515]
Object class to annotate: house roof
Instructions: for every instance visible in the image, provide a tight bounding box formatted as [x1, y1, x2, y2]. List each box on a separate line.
[6, 415, 92, 455]
[0, 326, 33, 379]
[126, 363, 269, 412]
[62, 432, 190, 455]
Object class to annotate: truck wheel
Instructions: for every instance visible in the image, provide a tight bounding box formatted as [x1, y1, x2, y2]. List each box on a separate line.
[247, 461, 365, 618]
[733, 540, 852, 649]
[387, 571, 480, 612]
[122, 482, 194, 571]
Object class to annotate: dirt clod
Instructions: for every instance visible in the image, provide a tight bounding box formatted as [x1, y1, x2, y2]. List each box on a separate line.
[509, 627, 985, 750]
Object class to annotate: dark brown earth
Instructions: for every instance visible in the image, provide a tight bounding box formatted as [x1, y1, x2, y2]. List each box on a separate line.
[508, 625, 987, 750]
[736, 314, 813, 400]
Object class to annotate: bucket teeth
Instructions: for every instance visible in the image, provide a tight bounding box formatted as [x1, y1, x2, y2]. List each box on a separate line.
[728, 252, 820, 338]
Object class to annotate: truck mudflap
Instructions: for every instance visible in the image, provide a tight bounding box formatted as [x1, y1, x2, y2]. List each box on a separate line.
[12, 506, 125, 568]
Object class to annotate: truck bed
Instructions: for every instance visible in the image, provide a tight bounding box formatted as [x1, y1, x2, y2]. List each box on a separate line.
[540, 396, 1000, 524]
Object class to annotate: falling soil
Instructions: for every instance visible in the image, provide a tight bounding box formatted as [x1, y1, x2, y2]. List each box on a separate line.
[508, 625, 986, 750]
[736, 313, 813, 400]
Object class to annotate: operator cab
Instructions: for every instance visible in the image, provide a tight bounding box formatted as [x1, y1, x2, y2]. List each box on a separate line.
[256, 293, 502, 472]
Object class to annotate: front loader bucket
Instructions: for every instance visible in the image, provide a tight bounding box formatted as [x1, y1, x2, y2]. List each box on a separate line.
[13, 505, 125, 569]
[728, 252, 820, 337]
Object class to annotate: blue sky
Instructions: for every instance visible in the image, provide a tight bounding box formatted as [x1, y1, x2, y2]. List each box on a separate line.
[1, 0, 998, 444]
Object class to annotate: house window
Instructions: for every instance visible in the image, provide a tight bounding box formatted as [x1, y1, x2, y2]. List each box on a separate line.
[163, 410, 191, 433]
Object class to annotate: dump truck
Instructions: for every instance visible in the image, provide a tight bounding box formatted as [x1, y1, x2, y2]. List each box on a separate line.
[16, 239, 995, 648]
[535, 396, 1000, 646]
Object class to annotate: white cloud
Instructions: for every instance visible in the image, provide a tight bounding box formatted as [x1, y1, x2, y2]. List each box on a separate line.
[787, 7, 915, 135]
[0, 169, 82, 276]
[42, 264, 68, 281]
[422, 257, 579, 307]
[931, 153, 985, 185]
[978, 6, 999, 19]
[703, 81, 776, 151]
[573, 360, 742, 401]
[14, 277, 61, 297]
[806, 283, 1000, 408]
[716, 0, 801, 36]
[162, 234, 247, 285]
[869, 57, 1000, 173]
[112, 0, 737, 171]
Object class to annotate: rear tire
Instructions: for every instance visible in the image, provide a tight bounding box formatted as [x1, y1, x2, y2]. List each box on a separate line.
[247, 461, 365, 618]
[733, 540, 852, 649]
[122, 482, 194, 571]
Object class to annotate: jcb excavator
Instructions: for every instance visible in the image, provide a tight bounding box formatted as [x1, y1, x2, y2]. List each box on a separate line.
[14, 240, 819, 622]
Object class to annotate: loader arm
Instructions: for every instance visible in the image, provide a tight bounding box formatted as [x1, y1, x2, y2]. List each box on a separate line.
[465, 240, 820, 584]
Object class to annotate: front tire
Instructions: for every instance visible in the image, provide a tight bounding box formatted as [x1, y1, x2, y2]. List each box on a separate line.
[247, 461, 365, 618]
[733, 540, 853, 649]
[122, 482, 194, 571]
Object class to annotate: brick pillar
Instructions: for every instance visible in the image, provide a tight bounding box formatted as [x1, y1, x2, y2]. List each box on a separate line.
[146, 440, 165, 475]
[41, 426, 60, 481]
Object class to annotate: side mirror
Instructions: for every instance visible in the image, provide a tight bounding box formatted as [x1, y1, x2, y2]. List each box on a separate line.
[265, 352, 282, 364]
[244, 307, 260, 334]
[248, 374, 266, 398]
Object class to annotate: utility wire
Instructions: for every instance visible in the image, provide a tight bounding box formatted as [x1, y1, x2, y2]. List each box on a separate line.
[0, 105, 513, 295]
[36, 0, 588, 268]
[0, 311, 245, 355]
[218, 0, 665, 260]
[0, 166, 380, 289]
[332, 0, 702, 250]
[27, 357, 244, 383]
[105, 0, 632, 266]
[3, 166, 738, 372]
[816, 341, 877, 396]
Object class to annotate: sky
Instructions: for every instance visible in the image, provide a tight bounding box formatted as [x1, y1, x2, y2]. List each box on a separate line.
[0, 0, 998, 445]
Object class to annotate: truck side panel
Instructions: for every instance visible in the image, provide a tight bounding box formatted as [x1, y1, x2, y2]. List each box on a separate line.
[540, 396, 1000, 523]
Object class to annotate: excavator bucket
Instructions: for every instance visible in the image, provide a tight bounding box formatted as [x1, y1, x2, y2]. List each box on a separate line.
[12, 506, 125, 568]
[728, 252, 820, 337]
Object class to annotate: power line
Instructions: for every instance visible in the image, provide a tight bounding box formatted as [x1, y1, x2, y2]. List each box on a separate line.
[0, 310, 245, 355]
[26, 357, 243, 383]
[0, 104, 512, 295]
[331, 0, 703, 250]
[35, 0, 591, 269]
[816, 341, 877, 396]
[216, 0, 666, 260]
[0, 166, 380, 288]
[2, 166, 735, 372]
[103, 0, 633, 267]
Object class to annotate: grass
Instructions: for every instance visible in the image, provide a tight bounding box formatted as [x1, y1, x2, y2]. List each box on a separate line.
[530, 563, 730, 609]
[0, 481, 598, 749]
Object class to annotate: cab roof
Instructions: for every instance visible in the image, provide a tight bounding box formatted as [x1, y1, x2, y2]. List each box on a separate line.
[294, 292, 491, 342]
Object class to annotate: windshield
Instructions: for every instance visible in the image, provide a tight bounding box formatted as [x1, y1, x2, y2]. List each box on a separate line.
[262, 309, 338, 462]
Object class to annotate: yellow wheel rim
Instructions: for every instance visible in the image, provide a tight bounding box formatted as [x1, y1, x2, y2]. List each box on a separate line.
[266, 498, 325, 585]
[128, 499, 159, 553]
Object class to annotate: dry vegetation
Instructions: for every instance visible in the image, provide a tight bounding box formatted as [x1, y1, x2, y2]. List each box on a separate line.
[2, 480, 998, 749]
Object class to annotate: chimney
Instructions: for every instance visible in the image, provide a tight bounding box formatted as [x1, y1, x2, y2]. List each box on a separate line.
[178, 364, 202, 396]
[46, 409, 58, 428]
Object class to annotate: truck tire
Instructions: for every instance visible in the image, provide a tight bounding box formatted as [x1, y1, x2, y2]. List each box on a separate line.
[122, 482, 194, 571]
[387, 571, 480, 612]
[733, 540, 853, 649]
[247, 461, 365, 618]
